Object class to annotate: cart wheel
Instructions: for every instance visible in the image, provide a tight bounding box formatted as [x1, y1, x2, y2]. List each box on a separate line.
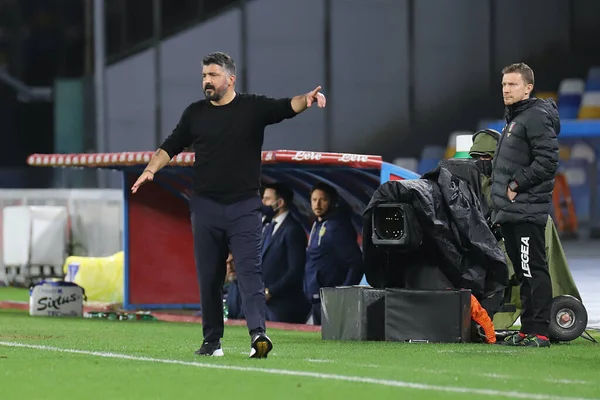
[548, 295, 587, 342]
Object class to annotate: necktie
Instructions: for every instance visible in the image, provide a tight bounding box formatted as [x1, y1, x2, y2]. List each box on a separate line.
[261, 221, 276, 256]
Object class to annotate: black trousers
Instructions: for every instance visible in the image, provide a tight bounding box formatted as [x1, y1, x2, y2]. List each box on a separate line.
[500, 222, 552, 337]
[190, 194, 266, 343]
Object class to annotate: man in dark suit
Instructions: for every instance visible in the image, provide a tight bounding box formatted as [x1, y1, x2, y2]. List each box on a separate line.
[260, 183, 311, 323]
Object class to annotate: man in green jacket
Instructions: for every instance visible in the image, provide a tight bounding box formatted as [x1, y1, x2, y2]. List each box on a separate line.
[469, 129, 581, 332]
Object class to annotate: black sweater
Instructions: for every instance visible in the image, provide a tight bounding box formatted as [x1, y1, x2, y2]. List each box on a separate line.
[159, 93, 298, 204]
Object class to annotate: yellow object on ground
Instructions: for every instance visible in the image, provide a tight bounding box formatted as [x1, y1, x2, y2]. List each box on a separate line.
[63, 251, 124, 304]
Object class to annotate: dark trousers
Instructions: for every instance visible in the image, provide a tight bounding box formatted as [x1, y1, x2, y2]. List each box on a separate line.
[501, 222, 552, 336]
[190, 194, 266, 343]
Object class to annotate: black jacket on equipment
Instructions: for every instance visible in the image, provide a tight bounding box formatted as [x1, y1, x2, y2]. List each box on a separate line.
[491, 98, 560, 226]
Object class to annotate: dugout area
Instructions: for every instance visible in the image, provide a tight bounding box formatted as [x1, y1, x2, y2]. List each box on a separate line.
[26, 150, 418, 310]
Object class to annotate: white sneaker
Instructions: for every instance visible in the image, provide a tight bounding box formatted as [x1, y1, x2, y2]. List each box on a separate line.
[195, 340, 224, 356]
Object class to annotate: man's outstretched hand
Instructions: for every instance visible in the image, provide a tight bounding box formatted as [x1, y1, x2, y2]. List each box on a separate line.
[131, 170, 154, 194]
[306, 86, 326, 108]
[292, 86, 327, 113]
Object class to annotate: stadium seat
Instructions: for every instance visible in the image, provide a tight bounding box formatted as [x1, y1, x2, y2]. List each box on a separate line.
[420, 145, 445, 161]
[559, 158, 590, 222]
[417, 158, 440, 175]
[566, 143, 596, 222]
[559, 105, 581, 120]
[392, 157, 418, 173]
[558, 78, 585, 94]
[558, 145, 571, 161]
[557, 78, 585, 119]
[418, 145, 444, 175]
[571, 142, 596, 163]
[578, 92, 600, 119]
[585, 66, 600, 91]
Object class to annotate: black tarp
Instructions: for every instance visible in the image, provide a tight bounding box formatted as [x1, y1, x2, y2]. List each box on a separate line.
[362, 159, 508, 315]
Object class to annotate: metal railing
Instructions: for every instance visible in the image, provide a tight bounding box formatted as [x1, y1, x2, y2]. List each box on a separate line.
[0, 67, 52, 102]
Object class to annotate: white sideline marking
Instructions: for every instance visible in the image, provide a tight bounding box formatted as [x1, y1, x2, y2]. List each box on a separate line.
[354, 364, 381, 369]
[548, 379, 591, 385]
[0, 341, 597, 400]
[420, 368, 594, 386]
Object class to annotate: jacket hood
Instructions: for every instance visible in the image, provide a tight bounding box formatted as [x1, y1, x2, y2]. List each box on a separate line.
[505, 98, 561, 136]
[537, 98, 561, 136]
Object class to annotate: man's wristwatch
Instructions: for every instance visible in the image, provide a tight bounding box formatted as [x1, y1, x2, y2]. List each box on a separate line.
[508, 181, 518, 191]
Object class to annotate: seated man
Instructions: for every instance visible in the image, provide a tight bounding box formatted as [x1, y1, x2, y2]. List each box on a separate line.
[260, 183, 311, 323]
[305, 182, 364, 325]
[468, 129, 498, 220]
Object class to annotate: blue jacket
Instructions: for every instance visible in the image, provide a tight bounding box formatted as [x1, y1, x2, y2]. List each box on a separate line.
[304, 211, 364, 302]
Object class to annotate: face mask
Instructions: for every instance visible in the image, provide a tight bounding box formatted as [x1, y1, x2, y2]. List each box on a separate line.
[475, 159, 493, 177]
[261, 199, 282, 219]
[261, 204, 276, 219]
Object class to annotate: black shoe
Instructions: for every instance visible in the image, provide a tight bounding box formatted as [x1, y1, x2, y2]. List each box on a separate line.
[250, 332, 273, 359]
[520, 334, 551, 347]
[499, 331, 527, 346]
[194, 340, 224, 357]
